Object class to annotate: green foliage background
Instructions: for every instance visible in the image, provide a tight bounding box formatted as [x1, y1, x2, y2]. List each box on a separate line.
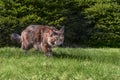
[0, 0, 120, 47]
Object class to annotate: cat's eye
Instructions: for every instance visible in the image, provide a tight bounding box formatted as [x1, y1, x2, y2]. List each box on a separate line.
[53, 32, 58, 35]
[50, 34, 52, 37]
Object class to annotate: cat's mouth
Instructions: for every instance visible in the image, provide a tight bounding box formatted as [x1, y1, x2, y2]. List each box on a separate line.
[47, 42, 56, 47]
[48, 40, 63, 47]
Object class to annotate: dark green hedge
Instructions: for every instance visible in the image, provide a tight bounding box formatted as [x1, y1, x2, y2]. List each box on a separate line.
[0, 0, 120, 47]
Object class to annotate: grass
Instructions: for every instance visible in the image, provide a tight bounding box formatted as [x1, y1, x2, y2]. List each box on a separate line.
[0, 47, 120, 80]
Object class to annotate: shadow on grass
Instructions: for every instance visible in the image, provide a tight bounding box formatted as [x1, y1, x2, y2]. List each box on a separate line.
[53, 52, 92, 61]
[52, 51, 120, 66]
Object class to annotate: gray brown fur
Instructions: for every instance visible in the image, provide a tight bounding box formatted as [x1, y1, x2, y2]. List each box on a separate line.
[11, 33, 21, 44]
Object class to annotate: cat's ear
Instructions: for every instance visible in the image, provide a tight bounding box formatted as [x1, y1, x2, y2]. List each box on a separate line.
[60, 26, 64, 33]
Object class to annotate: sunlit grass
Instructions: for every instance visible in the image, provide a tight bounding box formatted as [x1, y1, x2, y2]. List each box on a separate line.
[0, 47, 120, 80]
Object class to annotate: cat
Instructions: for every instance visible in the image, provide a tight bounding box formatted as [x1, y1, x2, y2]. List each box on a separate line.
[11, 25, 64, 57]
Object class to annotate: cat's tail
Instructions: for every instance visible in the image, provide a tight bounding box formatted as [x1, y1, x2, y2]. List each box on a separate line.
[11, 33, 21, 44]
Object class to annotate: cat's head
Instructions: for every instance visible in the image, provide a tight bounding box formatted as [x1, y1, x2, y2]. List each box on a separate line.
[47, 26, 64, 47]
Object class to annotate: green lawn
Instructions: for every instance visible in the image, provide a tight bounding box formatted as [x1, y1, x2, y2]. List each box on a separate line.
[0, 47, 120, 80]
